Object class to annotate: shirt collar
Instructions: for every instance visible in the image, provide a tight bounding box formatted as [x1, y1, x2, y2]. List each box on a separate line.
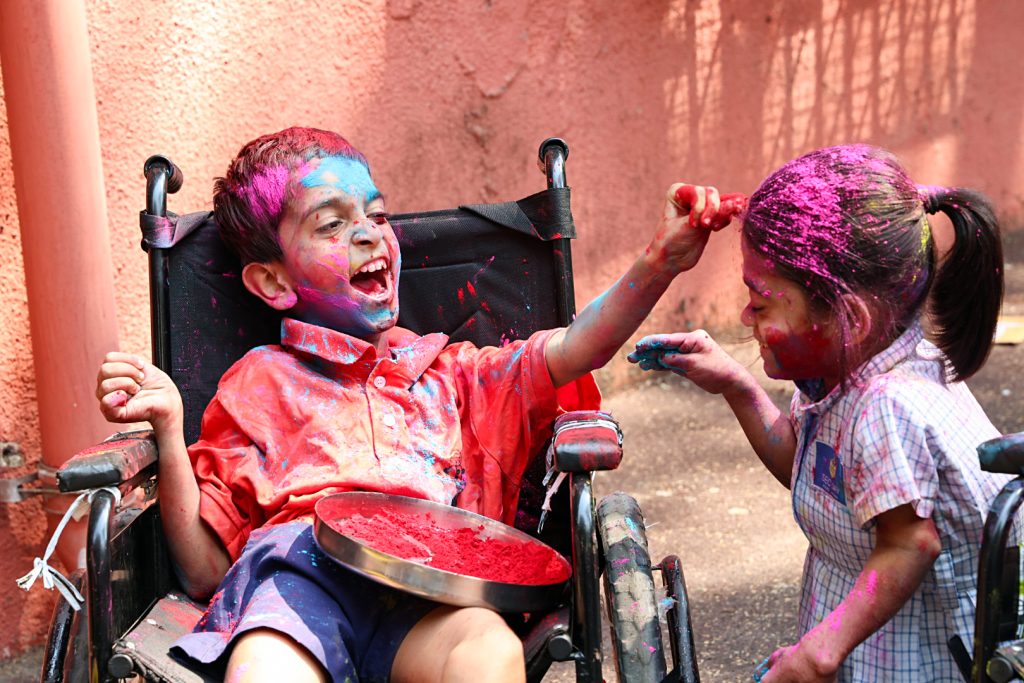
[793, 319, 926, 415]
[280, 318, 448, 384]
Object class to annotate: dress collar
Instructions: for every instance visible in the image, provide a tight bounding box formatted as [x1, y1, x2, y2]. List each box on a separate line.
[280, 318, 449, 385]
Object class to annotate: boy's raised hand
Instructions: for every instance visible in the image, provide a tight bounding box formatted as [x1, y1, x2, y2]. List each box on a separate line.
[96, 352, 183, 433]
[649, 184, 746, 273]
[628, 331, 749, 396]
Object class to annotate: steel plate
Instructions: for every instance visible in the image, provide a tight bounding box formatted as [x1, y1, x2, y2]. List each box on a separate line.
[313, 492, 571, 612]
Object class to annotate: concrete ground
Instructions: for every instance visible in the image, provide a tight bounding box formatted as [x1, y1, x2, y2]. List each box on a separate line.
[3, 234, 1023, 681]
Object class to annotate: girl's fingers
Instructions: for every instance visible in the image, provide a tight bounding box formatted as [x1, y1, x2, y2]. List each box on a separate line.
[635, 333, 689, 352]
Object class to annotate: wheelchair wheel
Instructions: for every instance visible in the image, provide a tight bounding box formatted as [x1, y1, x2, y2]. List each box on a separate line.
[41, 570, 89, 683]
[597, 492, 667, 683]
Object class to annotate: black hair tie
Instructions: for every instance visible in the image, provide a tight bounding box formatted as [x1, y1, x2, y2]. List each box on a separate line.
[917, 184, 942, 214]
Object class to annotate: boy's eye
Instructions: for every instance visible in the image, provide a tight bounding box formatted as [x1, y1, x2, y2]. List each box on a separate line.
[316, 220, 343, 234]
[367, 212, 390, 225]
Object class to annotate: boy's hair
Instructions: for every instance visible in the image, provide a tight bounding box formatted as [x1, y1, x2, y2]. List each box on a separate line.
[743, 144, 1003, 383]
[213, 127, 370, 265]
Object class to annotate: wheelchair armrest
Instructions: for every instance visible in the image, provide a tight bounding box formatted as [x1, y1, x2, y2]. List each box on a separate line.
[979, 432, 1024, 475]
[57, 430, 158, 492]
[550, 410, 623, 473]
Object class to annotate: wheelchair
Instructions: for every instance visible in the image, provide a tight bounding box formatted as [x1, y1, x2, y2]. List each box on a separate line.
[967, 431, 1024, 683]
[38, 138, 701, 683]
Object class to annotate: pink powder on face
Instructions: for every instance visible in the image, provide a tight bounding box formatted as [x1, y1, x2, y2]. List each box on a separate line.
[324, 507, 571, 585]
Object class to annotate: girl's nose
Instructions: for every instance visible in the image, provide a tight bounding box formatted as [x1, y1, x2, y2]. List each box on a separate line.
[740, 304, 755, 328]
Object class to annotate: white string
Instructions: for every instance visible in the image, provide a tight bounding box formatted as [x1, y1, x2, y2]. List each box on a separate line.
[540, 471, 567, 514]
[15, 487, 122, 611]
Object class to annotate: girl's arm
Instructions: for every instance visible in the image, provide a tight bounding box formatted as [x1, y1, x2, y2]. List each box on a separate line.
[630, 331, 796, 487]
[762, 504, 942, 682]
[97, 352, 232, 599]
[545, 184, 745, 388]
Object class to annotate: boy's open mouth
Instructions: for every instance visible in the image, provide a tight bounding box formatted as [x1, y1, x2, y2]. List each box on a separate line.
[350, 257, 391, 298]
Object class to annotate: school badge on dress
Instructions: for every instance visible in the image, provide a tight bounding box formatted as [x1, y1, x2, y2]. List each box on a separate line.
[812, 441, 846, 504]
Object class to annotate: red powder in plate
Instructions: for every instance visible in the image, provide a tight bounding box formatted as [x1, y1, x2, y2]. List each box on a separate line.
[326, 507, 570, 585]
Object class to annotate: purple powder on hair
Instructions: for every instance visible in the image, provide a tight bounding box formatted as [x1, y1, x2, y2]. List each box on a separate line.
[235, 164, 291, 226]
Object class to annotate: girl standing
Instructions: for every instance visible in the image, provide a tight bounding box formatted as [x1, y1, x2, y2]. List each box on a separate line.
[632, 144, 1010, 681]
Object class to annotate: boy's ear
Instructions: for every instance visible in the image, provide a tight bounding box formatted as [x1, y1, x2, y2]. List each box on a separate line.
[241, 261, 298, 311]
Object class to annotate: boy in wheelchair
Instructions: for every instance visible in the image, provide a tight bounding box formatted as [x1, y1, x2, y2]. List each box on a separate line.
[94, 127, 733, 683]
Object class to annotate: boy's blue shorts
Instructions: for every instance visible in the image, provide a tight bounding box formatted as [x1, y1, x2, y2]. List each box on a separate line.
[171, 520, 437, 683]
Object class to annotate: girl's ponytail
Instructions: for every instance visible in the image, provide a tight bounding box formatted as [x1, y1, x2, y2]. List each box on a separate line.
[924, 186, 1004, 381]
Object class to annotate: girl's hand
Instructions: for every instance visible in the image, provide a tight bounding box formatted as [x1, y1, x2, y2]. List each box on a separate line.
[760, 643, 838, 683]
[647, 183, 746, 273]
[96, 352, 183, 433]
[628, 331, 749, 396]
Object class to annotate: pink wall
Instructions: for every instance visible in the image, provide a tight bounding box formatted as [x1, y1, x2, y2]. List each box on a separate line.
[1, 0, 1022, 657]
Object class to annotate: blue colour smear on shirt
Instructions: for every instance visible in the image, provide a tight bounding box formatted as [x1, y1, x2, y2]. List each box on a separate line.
[301, 156, 379, 201]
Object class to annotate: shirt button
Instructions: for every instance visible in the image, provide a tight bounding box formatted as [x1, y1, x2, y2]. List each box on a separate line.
[373, 376, 387, 389]
[381, 414, 397, 428]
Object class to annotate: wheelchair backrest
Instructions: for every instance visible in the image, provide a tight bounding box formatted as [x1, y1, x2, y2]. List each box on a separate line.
[163, 188, 578, 445]
[158, 189, 579, 546]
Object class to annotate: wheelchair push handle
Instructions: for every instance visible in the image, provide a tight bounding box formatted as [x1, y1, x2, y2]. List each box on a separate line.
[537, 137, 569, 190]
[144, 155, 183, 194]
[978, 433, 1024, 475]
[143, 155, 184, 217]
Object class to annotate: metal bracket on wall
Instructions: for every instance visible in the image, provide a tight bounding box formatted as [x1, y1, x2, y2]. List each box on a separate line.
[0, 442, 58, 503]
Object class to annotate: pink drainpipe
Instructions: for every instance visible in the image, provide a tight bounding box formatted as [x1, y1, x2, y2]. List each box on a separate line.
[0, 0, 120, 571]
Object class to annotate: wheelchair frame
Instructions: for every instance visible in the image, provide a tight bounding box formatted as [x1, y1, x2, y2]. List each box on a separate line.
[969, 432, 1024, 683]
[41, 139, 699, 683]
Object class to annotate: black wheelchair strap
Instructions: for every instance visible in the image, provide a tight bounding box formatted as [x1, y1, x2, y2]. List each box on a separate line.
[140, 210, 214, 251]
[461, 187, 576, 241]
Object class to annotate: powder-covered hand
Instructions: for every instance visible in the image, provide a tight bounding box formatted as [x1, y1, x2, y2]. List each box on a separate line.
[647, 183, 745, 273]
[628, 331, 749, 396]
[759, 642, 838, 683]
[96, 351, 184, 434]
[671, 184, 747, 231]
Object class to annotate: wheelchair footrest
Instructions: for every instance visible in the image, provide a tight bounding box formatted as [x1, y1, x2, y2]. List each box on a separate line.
[114, 591, 214, 683]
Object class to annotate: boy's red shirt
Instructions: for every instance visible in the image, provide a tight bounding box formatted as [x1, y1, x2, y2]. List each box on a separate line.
[189, 317, 600, 561]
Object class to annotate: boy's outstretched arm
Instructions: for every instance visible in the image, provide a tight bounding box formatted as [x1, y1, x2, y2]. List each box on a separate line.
[545, 184, 744, 389]
[96, 352, 231, 599]
[628, 331, 796, 488]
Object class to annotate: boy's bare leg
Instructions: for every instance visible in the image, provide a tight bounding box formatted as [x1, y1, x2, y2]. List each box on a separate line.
[225, 628, 326, 683]
[392, 606, 526, 683]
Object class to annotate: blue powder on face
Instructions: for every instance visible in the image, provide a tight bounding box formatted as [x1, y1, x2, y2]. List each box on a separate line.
[300, 156, 380, 201]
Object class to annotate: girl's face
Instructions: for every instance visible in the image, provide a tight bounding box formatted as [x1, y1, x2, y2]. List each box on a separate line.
[740, 238, 842, 390]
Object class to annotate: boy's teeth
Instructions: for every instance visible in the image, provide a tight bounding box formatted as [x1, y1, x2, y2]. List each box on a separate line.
[356, 259, 388, 275]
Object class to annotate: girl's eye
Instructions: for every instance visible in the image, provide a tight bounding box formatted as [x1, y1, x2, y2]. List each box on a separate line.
[367, 212, 390, 225]
[748, 303, 765, 314]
